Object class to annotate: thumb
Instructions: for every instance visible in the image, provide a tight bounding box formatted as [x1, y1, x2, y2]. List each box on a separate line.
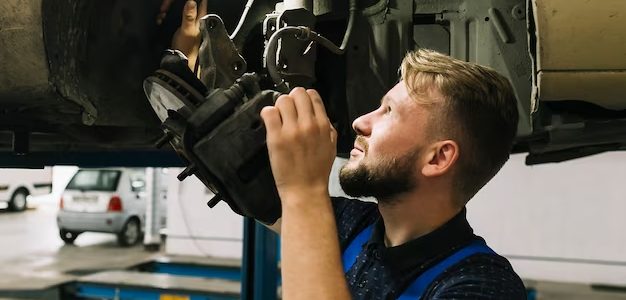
[181, 1, 198, 32]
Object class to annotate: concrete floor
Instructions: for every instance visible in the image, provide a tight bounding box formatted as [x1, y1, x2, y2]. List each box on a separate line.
[3, 193, 626, 299]
[0, 195, 158, 298]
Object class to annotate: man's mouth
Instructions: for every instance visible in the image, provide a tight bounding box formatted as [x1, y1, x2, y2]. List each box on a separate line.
[350, 148, 362, 157]
[354, 136, 368, 153]
[350, 136, 368, 159]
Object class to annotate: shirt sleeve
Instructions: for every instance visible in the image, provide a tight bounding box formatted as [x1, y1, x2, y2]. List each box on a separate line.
[424, 254, 527, 300]
[330, 196, 379, 250]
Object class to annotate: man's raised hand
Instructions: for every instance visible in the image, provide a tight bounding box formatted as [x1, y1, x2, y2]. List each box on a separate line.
[157, 0, 208, 71]
[260, 88, 337, 203]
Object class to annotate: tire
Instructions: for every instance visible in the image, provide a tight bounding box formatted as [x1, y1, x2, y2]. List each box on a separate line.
[117, 218, 141, 247]
[8, 189, 29, 212]
[59, 229, 80, 244]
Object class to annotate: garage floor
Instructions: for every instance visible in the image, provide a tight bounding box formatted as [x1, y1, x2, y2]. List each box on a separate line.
[3, 196, 626, 299]
[0, 239, 156, 291]
[0, 196, 158, 299]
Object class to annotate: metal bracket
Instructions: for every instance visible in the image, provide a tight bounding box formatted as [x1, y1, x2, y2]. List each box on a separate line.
[199, 15, 248, 90]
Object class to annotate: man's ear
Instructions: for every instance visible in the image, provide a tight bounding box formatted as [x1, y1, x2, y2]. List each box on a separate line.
[421, 140, 459, 177]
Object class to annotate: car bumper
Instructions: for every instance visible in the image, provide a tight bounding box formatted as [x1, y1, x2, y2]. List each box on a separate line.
[0, 190, 9, 202]
[57, 211, 126, 233]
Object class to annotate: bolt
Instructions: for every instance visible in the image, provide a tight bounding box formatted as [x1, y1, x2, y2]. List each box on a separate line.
[154, 132, 173, 149]
[207, 194, 221, 208]
[233, 61, 242, 71]
[511, 4, 525, 20]
[177, 164, 197, 181]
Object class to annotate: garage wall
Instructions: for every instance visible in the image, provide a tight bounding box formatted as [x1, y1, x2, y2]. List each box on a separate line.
[165, 170, 243, 259]
[165, 158, 357, 259]
[468, 152, 626, 285]
[165, 152, 626, 286]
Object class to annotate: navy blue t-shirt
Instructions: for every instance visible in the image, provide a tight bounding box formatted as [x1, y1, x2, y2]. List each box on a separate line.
[331, 196, 526, 300]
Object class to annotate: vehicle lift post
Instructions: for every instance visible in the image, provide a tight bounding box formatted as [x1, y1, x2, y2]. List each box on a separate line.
[241, 217, 279, 300]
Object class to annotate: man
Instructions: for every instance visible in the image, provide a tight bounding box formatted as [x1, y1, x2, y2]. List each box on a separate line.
[262, 55, 526, 299]
[166, 1, 526, 299]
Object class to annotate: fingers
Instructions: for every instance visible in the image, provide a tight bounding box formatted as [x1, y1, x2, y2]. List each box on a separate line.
[290, 88, 315, 122]
[261, 106, 282, 138]
[181, 0, 198, 32]
[264, 88, 334, 144]
[274, 95, 298, 129]
[159, 0, 207, 26]
[306, 89, 330, 125]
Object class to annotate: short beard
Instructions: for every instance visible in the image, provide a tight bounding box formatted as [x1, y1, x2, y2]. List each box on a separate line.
[339, 149, 419, 205]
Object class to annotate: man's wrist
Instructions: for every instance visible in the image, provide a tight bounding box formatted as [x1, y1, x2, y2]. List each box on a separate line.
[278, 185, 331, 207]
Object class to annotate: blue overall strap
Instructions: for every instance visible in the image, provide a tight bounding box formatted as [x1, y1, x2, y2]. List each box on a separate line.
[397, 240, 496, 300]
[341, 224, 374, 272]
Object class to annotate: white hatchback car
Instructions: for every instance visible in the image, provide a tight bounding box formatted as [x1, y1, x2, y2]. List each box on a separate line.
[57, 168, 147, 246]
[0, 167, 52, 211]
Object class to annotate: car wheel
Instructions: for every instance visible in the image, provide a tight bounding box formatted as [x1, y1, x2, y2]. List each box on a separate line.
[8, 189, 28, 212]
[59, 229, 80, 244]
[117, 218, 141, 246]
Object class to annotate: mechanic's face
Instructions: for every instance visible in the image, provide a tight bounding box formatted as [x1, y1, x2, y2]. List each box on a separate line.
[340, 81, 435, 203]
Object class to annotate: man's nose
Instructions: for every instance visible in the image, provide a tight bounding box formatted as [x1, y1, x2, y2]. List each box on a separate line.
[352, 112, 372, 136]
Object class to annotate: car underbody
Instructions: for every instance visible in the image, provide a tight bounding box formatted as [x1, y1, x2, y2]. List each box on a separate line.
[1, 0, 625, 168]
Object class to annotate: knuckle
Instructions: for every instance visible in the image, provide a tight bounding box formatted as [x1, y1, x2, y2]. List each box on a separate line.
[260, 108, 276, 121]
[293, 93, 309, 103]
[282, 128, 298, 140]
[265, 136, 279, 148]
[290, 87, 305, 96]
[317, 119, 330, 131]
[260, 106, 271, 116]
[267, 133, 287, 147]
[306, 89, 321, 100]
[301, 123, 318, 135]
[275, 95, 292, 108]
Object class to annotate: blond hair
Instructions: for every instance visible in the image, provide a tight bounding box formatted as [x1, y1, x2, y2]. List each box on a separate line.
[400, 49, 519, 202]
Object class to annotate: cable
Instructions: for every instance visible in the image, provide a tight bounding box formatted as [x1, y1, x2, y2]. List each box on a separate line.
[264, 0, 357, 91]
[339, 0, 358, 53]
[229, 0, 255, 39]
[264, 27, 303, 93]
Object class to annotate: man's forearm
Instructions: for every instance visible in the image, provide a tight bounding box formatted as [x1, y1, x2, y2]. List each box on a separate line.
[280, 191, 351, 299]
[259, 88, 344, 298]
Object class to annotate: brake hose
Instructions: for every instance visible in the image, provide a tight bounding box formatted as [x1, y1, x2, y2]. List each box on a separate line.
[264, 0, 358, 92]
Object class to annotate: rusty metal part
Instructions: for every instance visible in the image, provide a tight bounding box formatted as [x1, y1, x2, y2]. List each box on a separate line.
[144, 48, 282, 222]
[198, 15, 248, 90]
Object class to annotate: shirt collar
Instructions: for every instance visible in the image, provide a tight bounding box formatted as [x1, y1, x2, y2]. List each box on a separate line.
[366, 207, 476, 273]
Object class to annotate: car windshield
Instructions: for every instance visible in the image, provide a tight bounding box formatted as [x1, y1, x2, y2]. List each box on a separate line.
[66, 170, 121, 191]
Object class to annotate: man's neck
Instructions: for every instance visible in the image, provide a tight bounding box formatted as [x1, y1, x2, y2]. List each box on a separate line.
[378, 191, 462, 248]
